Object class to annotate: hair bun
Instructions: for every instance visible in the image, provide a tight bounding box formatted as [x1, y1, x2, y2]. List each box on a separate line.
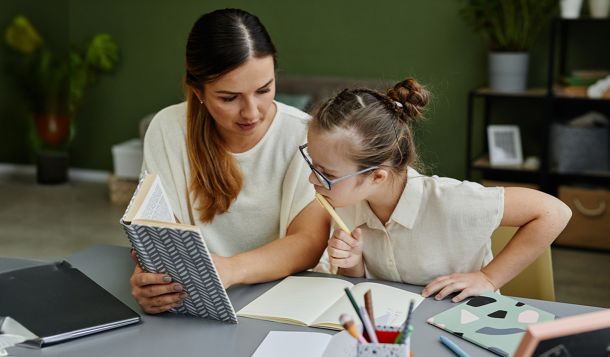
[386, 78, 429, 121]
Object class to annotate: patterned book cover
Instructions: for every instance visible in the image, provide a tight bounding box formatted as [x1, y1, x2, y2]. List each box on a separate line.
[120, 174, 237, 323]
[427, 292, 555, 357]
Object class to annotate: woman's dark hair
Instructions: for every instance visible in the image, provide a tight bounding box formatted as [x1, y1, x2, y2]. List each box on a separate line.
[184, 9, 277, 223]
[310, 78, 429, 174]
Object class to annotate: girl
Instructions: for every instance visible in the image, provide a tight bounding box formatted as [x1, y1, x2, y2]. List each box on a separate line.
[129, 9, 329, 314]
[302, 78, 571, 303]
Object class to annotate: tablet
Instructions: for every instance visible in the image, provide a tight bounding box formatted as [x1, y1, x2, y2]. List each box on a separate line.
[514, 309, 610, 357]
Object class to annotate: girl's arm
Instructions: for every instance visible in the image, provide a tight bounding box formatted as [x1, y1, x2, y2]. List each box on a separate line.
[214, 201, 330, 287]
[422, 187, 571, 302]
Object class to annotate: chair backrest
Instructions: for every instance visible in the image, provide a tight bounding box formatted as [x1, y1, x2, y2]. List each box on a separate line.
[491, 226, 556, 301]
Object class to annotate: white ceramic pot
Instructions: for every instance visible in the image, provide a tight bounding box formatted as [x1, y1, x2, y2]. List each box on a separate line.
[561, 0, 584, 18]
[589, 0, 610, 18]
[489, 52, 529, 93]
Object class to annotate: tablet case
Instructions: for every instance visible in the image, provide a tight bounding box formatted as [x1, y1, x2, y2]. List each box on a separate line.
[0, 261, 141, 346]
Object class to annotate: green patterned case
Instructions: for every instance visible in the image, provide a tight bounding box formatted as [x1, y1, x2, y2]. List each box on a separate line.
[427, 292, 555, 357]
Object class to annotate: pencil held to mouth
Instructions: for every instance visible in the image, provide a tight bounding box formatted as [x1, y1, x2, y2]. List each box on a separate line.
[315, 192, 351, 234]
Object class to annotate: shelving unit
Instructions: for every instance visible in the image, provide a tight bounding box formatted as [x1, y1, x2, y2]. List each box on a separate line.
[466, 17, 610, 195]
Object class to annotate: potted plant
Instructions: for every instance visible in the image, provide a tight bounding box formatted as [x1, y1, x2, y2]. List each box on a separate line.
[3, 15, 119, 184]
[459, 0, 557, 93]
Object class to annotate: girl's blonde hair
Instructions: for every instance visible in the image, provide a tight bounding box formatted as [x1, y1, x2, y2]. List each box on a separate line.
[310, 78, 430, 174]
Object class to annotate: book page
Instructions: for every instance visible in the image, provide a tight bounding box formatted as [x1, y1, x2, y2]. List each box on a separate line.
[237, 276, 354, 327]
[251, 331, 332, 357]
[312, 282, 424, 329]
[134, 176, 176, 223]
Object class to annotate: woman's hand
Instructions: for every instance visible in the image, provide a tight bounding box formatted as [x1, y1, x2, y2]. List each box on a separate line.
[421, 271, 496, 303]
[327, 227, 364, 277]
[129, 250, 187, 314]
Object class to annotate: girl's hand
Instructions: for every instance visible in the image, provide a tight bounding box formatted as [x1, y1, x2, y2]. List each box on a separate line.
[421, 271, 496, 303]
[327, 227, 363, 271]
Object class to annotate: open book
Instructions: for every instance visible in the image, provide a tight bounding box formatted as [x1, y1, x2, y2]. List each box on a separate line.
[237, 276, 424, 330]
[120, 173, 237, 323]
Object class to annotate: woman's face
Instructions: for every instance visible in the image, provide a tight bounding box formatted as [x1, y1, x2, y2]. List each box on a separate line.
[306, 128, 378, 208]
[201, 55, 276, 148]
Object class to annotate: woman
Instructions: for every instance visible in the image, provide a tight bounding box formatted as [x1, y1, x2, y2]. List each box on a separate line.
[129, 8, 329, 314]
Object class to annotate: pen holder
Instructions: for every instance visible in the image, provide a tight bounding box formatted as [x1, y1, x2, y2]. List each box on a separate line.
[357, 325, 410, 357]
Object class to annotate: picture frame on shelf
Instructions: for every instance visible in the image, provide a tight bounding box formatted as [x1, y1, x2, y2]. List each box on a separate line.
[487, 125, 523, 167]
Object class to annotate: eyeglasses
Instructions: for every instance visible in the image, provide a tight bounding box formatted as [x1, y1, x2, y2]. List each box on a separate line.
[298, 144, 379, 190]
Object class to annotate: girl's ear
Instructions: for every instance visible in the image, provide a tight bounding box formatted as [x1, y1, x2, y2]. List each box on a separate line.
[371, 168, 389, 185]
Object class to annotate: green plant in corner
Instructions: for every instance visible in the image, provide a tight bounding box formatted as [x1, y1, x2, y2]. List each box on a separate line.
[459, 0, 557, 93]
[3, 15, 119, 152]
[459, 0, 557, 52]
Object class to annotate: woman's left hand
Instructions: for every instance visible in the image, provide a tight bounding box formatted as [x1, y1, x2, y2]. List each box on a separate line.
[211, 255, 238, 289]
[421, 271, 496, 303]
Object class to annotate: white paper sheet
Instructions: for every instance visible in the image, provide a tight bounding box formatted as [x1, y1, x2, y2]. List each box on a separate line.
[251, 331, 331, 357]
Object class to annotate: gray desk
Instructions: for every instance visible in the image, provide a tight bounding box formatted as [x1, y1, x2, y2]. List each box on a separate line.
[3, 245, 602, 356]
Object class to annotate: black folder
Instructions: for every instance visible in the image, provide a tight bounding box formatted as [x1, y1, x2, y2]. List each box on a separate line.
[0, 261, 141, 346]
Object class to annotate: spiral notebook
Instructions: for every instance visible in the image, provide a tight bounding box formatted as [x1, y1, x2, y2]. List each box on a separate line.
[427, 292, 555, 357]
[120, 173, 237, 323]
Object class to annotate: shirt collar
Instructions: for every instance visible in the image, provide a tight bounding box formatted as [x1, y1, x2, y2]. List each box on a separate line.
[391, 168, 424, 229]
[353, 168, 425, 230]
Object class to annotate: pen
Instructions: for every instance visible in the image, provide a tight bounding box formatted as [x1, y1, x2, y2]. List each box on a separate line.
[339, 313, 368, 344]
[359, 305, 379, 343]
[439, 335, 472, 357]
[364, 289, 375, 328]
[344, 288, 367, 339]
[395, 299, 415, 344]
[315, 193, 351, 233]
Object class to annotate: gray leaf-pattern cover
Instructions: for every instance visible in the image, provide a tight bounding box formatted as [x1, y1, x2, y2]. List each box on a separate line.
[120, 175, 238, 323]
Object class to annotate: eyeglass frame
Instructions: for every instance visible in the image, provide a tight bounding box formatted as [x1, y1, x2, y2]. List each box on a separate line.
[298, 143, 379, 190]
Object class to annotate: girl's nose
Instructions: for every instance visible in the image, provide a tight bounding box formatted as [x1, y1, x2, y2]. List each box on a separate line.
[308, 171, 322, 187]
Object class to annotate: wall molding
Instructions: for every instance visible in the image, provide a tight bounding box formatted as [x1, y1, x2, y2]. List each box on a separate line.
[0, 163, 109, 183]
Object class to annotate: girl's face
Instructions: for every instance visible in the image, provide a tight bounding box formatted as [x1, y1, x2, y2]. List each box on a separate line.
[200, 55, 276, 149]
[306, 129, 380, 208]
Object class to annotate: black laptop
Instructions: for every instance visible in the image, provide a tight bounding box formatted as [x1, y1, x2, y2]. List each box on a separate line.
[0, 261, 141, 346]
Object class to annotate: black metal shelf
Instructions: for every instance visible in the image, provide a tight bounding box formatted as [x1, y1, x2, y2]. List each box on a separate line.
[471, 87, 610, 103]
[555, 16, 610, 23]
[551, 171, 610, 186]
[466, 16, 610, 193]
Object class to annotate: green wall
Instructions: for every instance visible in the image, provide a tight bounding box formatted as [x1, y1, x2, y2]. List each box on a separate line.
[1, 0, 70, 164]
[0, 0, 556, 178]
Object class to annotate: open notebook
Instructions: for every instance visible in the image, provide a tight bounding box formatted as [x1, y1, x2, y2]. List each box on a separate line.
[238, 276, 424, 330]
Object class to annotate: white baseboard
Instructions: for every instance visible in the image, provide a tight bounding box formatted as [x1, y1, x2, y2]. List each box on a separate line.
[0, 163, 110, 183]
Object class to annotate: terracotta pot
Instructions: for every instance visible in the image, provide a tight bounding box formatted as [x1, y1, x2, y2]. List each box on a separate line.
[35, 113, 70, 147]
